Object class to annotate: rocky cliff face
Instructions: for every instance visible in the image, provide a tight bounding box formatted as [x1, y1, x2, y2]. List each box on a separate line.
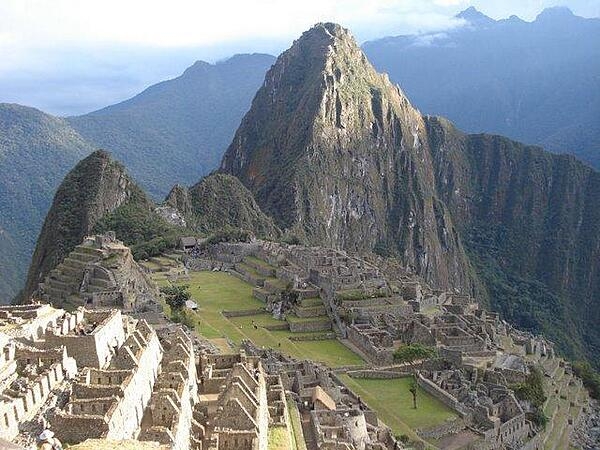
[166, 173, 280, 238]
[23, 150, 142, 300]
[221, 23, 475, 293]
[426, 117, 600, 362]
[221, 23, 600, 365]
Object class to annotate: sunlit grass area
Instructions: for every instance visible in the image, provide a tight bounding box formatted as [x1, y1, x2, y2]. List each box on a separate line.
[338, 375, 458, 438]
[157, 271, 363, 367]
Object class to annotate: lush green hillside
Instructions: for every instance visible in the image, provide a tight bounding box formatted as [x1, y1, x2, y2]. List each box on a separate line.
[68, 54, 275, 199]
[22, 150, 153, 300]
[166, 173, 280, 238]
[0, 103, 93, 302]
[426, 118, 600, 366]
[363, 7, 600, 169]
[0, 54, 274, 301]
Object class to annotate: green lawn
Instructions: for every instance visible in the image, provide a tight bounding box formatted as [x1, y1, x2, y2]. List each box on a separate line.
[338, 375, 458, 439]
[159, 271, 363, 367]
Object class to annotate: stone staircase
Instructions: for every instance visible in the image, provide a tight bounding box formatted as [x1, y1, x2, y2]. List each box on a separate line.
[287, 295, 332, 333]
[42, 244, 105, 301]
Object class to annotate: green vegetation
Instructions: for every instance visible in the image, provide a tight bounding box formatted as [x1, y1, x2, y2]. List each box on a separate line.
[465, 224, 585, 364]
[68, 54, 275, 200]
[267, 426, 292, 450]
[511, 365, 548, 427]
[286, 400, 306, 450]
[22, 150, 135, 301]
[157, 271, 363, 367]
[338, 375, 458, 438]
[160, 284, 191, 310]
[393, 344, 438, 409]
[573, 361, 600, 400]
[93, 188, 187, 260]
[0, 104, 93, 301]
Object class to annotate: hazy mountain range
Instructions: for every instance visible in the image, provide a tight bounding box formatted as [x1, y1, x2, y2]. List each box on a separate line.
[363, 6, 600, 169]
[23, 21, 600, 371]
[0, 6, 598, 313]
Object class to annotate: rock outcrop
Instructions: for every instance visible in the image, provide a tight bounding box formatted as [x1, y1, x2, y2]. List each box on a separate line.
[221, 23, 475, 294]
[165, 173, 280, 238]
[22, 150, 143, 300]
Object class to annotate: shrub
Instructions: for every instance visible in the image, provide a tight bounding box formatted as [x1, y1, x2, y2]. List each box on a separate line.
[160, 284, 191, 310]
[573, 361, 600, 399]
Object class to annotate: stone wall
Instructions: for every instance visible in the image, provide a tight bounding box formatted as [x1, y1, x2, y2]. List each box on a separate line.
[416, 373, 472, 419]
[45, 310, 126, 369]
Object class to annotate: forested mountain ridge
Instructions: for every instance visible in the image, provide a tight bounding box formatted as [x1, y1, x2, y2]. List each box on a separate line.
[68, 53, 276, 199]
[362, 7, 600, 169]
[0, 104, 93, 301]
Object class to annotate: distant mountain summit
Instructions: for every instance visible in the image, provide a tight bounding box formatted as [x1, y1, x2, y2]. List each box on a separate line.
[362, 7, 600, 169]
[68, 53, 275, 199]
[456, 6, 496, 26]
[221, 22, 476, 293]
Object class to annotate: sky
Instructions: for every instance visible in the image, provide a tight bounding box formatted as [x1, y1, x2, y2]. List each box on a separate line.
[0, 0, 598, 116]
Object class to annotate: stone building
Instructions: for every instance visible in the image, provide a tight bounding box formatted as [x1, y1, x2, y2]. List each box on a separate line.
[51, 317, 162, 443]
[40, 233, 158, 312]
[139, 328, 198, 450]
[0, 304, 77, 442]
[193, 350, 276, 450]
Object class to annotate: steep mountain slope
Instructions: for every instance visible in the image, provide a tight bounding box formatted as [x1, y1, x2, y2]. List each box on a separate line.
[22, 150, 152, 300]
[166, 174, 280, 238]
[0, 104, 93, 302]
[363, 7, 600, 169]
[220, 23, 600, 366]
[221, 23, 477, 294]
[0, 55, 274, 301]
[68, 54, 276, 198]
[427, 117, 600, 362]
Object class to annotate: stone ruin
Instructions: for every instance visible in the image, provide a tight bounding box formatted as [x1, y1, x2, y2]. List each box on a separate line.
[0, 303, 197, 449]
[181, 239, 581, 449]
[40, 232, 159, 312]
[242, 342, 400, 450]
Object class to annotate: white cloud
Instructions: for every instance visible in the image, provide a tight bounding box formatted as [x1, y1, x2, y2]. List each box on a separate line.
[0, 0, 598, 114]
[0, 0, 465, 49]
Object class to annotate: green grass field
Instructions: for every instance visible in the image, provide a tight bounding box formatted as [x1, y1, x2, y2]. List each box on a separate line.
[338, 375, 458, 438]
[159, 271, 363, 367]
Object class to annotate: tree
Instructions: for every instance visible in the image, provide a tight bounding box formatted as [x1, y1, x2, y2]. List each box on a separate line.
[393, 344, 437, 409]
[160, 284, 191, 311]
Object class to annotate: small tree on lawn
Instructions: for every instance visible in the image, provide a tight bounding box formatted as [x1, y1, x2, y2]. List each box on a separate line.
[160, 284, 191, 311]
[393, 344, 437, 409]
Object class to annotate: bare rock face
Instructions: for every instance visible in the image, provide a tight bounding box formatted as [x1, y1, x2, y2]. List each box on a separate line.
[221, 23, 476, 294]
[23, 150, 142, 300]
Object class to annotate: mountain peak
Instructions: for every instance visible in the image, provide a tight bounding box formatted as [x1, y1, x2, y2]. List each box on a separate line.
[292, 22, 358, 58]
[536, 6, 575, 22]
[304, 22, 350, 39]
[22, 150, 142, 300]
[456, 6, 495, 25]
[182, 60, 212, 76]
